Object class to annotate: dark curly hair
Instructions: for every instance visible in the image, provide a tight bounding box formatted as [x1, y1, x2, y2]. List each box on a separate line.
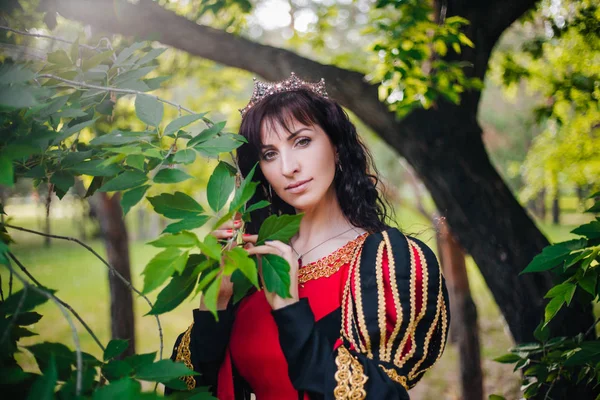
[237, 89, 393, 234]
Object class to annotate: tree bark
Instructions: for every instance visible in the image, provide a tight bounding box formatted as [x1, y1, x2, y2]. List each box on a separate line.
[552, 191, 560, 225]
[89, 192, 136, 357]
[49, 0, 593, 343]
[436, 219, 483, 400]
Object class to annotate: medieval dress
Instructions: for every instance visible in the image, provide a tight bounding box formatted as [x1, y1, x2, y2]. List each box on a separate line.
[168, 227, 450, 400]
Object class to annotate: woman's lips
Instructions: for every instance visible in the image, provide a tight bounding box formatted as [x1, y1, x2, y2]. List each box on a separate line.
[285, 178, 312, 194]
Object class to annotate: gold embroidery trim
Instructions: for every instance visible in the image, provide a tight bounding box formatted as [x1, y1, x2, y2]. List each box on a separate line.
[394, 240, 417, 366]
[342, 244, 364, 352]
[353, 236, 372, 359]
[333, 345, 368, 400]
[298, 233, 368, 284]
[375, 239, 387, 360]
[379, 365, 409, 391]
[175, 323, 196, 390]
[383, 232, 402, 363]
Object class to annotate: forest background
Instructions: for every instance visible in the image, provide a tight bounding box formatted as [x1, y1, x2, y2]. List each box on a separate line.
[0, 0, 598, 399]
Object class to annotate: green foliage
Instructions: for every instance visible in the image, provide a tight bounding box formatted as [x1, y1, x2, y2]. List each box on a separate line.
[0, 30, 295, 398]
[494, 195, 600, 398]
[368, 0, 481, 117]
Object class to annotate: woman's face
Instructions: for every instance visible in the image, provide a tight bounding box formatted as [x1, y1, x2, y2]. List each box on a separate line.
[258, 118, 337, 212]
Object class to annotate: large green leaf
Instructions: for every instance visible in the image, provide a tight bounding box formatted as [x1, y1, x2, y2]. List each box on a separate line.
[102, 359, 133, 381]
[98, 171, 148, 192]
[543, 295, 565, 327]
[135, 359, 198, 382]
[0, 85, 39, 108]
[147, 192, 203, 219]
[104, 339, 129, 361]
[47, 49, 72, 66]
[89, 130, 155, 146]
[137, 47, 168, 65]
[207, 162, 235, 212]
[92, 378, 141, 400]
[82, 50, 114, 71]
[52, 118, 98, 144]
[154, 168, 193, 184]
[231, 269, 254, 304]
[26, 342, 74, 381]
[164, 113, 207, 137]
[194, 136, 243, 157]
[148, 257, 203, 315]
[225, 247, 258, 287]
[261, 254, 291, 298]
[68, 160, 120, 177]
[173, 149, 196, 164]
[229, 164, 258, 213]
[571, 220, 600, 240]
[256, 214, 303, 245]
[197, 234, 222, 260]
[245, 200, 270, 214]
[521, 239, 588, 274]
[114, 66, 156, 85]
[114, 42, 146, 66]
[147, 231, 200, 248]
[202, 275, 222, 318]
[26, 354, 57, 400]
[135, 95, 163, 127]
[0, 288, 55, 316]
[163, 216, 210, 234]
[0, 156, 14, 187]
[187, 121, 226, 147]
[142, 248, 189, 294]
[0, 63, 35, 84]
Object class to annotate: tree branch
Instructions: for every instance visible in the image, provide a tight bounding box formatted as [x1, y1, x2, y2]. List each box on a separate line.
[3, 261, 83, 395]
[4, 224, 164, 359]
[8, 251, 105, 352]
[0, 25, 109, 51]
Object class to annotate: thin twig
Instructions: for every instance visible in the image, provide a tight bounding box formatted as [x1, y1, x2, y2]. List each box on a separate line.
[3, 224, 164, 359]
[585, 316, 600, 338]
[3, 262, 83, 395]
[8, 252, 105, 352]
[0, 25, 104, 51]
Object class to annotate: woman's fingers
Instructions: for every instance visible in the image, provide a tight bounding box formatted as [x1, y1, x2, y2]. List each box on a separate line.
[262, 240, 293, 257]
[245, 245, 278, 256]
[211, 229, 236, 240]
[241, 234, 258, 244]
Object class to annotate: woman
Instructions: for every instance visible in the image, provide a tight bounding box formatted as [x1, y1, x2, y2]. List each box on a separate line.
[169, 73, 450, 400]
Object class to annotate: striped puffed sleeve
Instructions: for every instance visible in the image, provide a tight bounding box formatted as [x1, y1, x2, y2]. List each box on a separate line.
[271, 228, 450, 399]
[336, 228, 450, 396]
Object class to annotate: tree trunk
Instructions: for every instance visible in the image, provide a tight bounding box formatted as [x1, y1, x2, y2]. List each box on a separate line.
[90, 192, 136, 357]
[552, 191, 560, 225]
[436, 218, 483, 400]
[50, 0, 594, 343]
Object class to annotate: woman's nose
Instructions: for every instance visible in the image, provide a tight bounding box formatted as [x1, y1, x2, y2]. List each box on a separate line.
[280, 152, 299, 176]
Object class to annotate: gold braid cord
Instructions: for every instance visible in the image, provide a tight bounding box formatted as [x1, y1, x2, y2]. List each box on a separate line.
[334, 345, 368, 400]
[174, 324, 196, 390]
[379, 366, 409, 391]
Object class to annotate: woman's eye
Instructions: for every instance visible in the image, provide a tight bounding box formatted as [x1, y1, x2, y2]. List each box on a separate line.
[296, 137, 311, 147]
[262, 151, 276, 161]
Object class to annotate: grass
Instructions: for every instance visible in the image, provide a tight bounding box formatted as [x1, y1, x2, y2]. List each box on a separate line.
[1, 199, 591, 398]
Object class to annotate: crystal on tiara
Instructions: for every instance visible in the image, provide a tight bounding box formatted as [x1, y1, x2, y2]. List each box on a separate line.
[239, 72, 328, 117]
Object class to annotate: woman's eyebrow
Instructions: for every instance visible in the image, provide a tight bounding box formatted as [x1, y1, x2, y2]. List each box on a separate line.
[261, 128, 310, 148]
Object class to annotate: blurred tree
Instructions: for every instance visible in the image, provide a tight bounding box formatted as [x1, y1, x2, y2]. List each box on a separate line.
[493, 0, 600, 222]
[23, 0, 593, 343]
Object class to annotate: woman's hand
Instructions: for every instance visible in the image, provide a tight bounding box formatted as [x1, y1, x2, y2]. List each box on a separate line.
[246, 240, 299, 310]
[199, 215, 258, 311]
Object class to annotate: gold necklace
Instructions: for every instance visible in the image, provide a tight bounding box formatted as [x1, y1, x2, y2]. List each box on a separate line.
[291, 227, 356, 265]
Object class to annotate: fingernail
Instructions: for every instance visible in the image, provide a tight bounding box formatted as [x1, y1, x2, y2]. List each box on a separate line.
[227, 229, 233, 233]
[243, 233, 251, 237]
[234, 220, 241, 226]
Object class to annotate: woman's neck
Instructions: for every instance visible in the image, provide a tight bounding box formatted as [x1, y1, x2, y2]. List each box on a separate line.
[292, 188, 356, 249]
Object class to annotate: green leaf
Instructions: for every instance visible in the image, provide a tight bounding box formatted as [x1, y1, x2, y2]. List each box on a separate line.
[89, 130, 155, 146]
[92, 378, 141, 400]
[114, 66, 156, 85]
[195, 266, 219, 295]
[571, 220, 600, 240]
[203, 274, 222, 318]
[137, 47, 168, 65]
[245, 200, 270, 214]
[0, 156, 14, 187]
[104, 339, 129, 361]
[164, 113, 207, 137]
[0, 85, 39, 108]
[126, 154, 145, 171]
[543, 296, 565, 327]
[194, 135, 243, 157]
[26, 342, 74, 381]
[0, 288, 55, 316]
[135, 95, 163, 127]
[173, 149, 196, 164]
[225, 247, 258, 287]
[533, 321, 550, 343]
[123, 352, 156, 371]
[147, 232, 200, 248]
[0, 63, 35, 84]
[135, 359, 198, 382]
[82, 50, 114, 71]
[493, 353, 522, 364]
[47, 49, 72, 66]
[581, 249, 599, 272]
[585, 202, 600, 213]
[99, 171, 148, 192]
[522, 239, 587, 274]
[142, 248, 188, 294]
[68, 160, 121, 177]
[102, 359, 133, 381]
[578, 271, 597, 295]
[231, 269, 253, 303]
[14, 312, 43, 326]
[187, 121, 227, 147]
[52, 118, 98, 144]
[206, 162, 235, 212]
[26, 354, 57, 400]
[261, 254, 291, 298]
[257, 214, 303, 245]
[163, 216, 210, 234]
[197, 234, 222, 260]
[148, 192, 203, 219]
[50, 171, 75, 195]
[154, 168, 193, 184]
[148, 257, 203, 315]
[229, 164, 258, 213]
